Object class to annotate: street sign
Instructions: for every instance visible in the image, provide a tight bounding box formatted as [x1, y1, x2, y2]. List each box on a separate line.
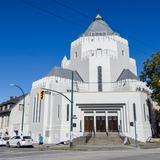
[73, 123, 76, 127]
[45, 90, 51, 95]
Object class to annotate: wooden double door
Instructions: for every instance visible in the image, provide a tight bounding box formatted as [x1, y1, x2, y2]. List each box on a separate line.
[108, 116, 118, 132]
[84, 116, 94, 132]
[96, 116, 106, 132]
[84, 115, 118, 132]
[84, 116, 106, 132]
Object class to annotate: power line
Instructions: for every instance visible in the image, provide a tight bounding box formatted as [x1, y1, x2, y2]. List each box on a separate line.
[20, 0, 157, 53]
[50, 0, 90, 19]
[20, 0, 100, 34]
[19, 0, 110, 34]
[50, 0, 157, 51]
[20, 0, 84, 28]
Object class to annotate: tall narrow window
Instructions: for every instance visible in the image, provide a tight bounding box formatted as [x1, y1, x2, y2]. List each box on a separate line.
[147, 99, 152, 123]
[97, 66, 102, 91]
[58, 104, 60, 119]
[143, 104, 146, 121]
[39, 100, 42, 123]
[80, 120, 82, 132]
[133, 103, 136, 122]
[35, 95, 39, 123]
[75, 52, 77, 58]
[33, 97, 36, 123]
[67, 104, 69, 121]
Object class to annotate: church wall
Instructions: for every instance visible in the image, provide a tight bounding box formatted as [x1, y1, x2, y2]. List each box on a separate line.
[88, 55, 111, 91]
[57, 91, 152, 143]
[110, 40, 130, 82]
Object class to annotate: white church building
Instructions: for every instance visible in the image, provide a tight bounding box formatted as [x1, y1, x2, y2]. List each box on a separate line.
[28, 14, 152, 144]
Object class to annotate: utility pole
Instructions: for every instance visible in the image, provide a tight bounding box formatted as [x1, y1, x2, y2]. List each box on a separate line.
[133, 103, 138, 148]
[70, 71, 74, 148]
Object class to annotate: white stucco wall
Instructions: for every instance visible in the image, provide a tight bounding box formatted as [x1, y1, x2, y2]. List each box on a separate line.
[9, 94, 30, 137]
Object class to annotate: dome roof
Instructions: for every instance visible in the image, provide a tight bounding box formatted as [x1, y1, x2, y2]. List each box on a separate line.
[83, 14, 114, 36]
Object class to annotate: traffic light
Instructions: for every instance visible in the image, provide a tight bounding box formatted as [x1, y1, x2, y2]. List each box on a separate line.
[39, 90, 44, 100]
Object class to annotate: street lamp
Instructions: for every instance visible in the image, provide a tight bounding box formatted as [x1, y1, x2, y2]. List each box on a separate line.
[10, 84, 25, 134]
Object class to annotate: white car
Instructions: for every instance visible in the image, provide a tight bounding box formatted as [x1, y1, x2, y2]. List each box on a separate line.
[0, 137, 10, 146]
[6, 136, 33, 148]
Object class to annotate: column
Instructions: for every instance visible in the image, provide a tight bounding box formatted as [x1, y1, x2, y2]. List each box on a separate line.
[120, 108, 124, 133]
[82, 111, 84, 133]
[93, 111, 96, 133]
[117, 110, 121, 132]
[105, 111, 108, 132]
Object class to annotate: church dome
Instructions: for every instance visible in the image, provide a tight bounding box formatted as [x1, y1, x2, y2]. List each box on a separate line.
[82, 14, 114, 36]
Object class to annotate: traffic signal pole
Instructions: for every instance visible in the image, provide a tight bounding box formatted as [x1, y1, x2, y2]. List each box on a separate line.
[70, 71, 74, 148]
[41, 71, 74, 148]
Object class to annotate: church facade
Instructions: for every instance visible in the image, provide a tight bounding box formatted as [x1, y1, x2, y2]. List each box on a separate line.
[28, 14, 152, 144]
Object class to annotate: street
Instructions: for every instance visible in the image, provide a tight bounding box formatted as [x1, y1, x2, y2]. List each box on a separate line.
[0, 148, 160, 160]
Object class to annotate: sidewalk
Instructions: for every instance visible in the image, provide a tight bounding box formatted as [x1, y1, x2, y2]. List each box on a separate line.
[1, 142, 160, 153]
[39, 141, 160, 151]
[34, 143, 134, 151]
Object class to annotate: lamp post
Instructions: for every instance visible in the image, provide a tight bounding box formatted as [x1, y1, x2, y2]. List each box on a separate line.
[10, 84, 25, 134]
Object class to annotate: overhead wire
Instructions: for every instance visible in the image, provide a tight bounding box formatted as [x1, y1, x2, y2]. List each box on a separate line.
[50, 0, 157, 51]
[20, 0, 84, 28]
[20, 0, 157, 54]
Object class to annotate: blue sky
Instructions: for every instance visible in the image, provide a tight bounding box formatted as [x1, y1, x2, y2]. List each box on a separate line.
[0, 0, 159, 102]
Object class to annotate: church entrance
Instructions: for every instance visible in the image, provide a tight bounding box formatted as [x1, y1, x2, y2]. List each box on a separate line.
[96, 116, 106, 132]
[84, 116, 94, 132]
[108, 116, 118, 132]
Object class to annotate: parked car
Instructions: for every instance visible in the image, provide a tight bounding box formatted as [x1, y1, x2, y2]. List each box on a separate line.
[6, 136, 33, 148]
[0, 137, 10, 146]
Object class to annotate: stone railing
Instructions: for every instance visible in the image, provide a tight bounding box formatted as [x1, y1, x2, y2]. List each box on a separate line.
[78, 80, 151, 93]
[81, 49, 117, 60]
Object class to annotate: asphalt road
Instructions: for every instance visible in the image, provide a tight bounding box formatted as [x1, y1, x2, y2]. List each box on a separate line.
[0, 148, 160, 160]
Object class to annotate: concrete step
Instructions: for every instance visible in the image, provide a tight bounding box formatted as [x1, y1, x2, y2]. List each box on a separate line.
[88, 132, 123, 145]
[73, 136, 86, 145]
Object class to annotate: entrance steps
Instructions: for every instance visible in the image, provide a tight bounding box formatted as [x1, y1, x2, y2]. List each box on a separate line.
[88, 132, 123, 145]
[72, 132, 123, 145]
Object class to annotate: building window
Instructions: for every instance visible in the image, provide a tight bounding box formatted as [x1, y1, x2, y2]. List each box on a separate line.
[58, 104, 60, 119]
[5, 106, 7, 110]
[39, 100, 42, 123]
[35, 94, 39, 123]
[133, 103, 136, 121]
[67, 104, 69, 121]
[147, 99, 152, 123]
[143, 104, 146, 121]
[33, 97, 36, 123]
[122, 50, 125, 56]
[97, 66, 102, 91]
[80, 120, 82, 132]
[75, 52, 77, 58]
